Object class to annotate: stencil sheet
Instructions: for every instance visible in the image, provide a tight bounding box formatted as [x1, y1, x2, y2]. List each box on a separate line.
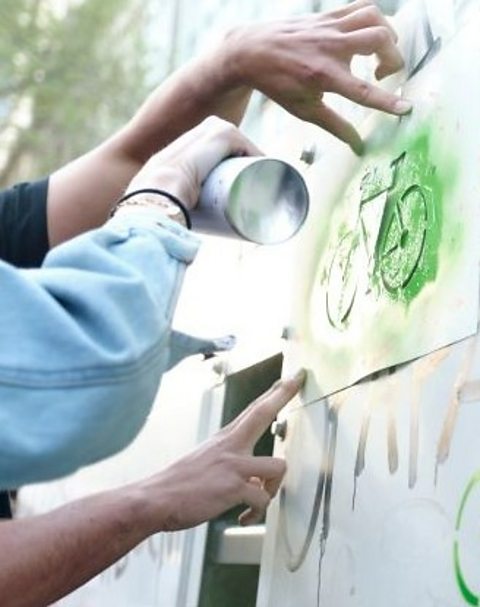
[288, 5, 480, 401]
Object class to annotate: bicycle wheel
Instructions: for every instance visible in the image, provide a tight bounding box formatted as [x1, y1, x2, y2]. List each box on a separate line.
[326, 230, 361, 329]
[379, 184, 428, 292]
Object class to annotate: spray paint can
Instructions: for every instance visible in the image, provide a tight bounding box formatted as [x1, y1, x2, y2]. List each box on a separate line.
[192, 157, 310, 245]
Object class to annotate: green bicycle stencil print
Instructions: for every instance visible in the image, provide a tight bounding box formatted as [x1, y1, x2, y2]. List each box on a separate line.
[326, 130, 443, 330]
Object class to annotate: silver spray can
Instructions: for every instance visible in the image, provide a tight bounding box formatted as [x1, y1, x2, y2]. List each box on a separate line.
[192, 157, 310, 245]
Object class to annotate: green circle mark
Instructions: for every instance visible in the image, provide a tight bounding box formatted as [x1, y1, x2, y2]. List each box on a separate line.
[454, 470, 480, 605]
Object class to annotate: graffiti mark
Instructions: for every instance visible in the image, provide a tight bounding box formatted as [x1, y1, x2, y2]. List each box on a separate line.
[407, 347, 451, 489]
[387, 397, 399, 475]
[280, 394, 344, 581]
[459, 380, 480, 403]
[316, 538, 326, 607]
[409, 386, 421, 489]
[352, 399, 372, 510]
[317, 405, 339, 606]
[280, 400, 329, 573]
[279, 338, 479, 598]
[280, 339, 480, 580]
[454, 470, 480, 605]
[352, 372, 401, 509]
[436, 340, 477, 483]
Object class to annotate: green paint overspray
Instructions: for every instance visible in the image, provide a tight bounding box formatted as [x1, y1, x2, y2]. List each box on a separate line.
[372, 129, 445, 304]
[322, 121, 460, 332]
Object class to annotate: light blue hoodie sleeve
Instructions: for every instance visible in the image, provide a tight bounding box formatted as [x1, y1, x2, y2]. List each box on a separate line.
[0, 209, 221, 489]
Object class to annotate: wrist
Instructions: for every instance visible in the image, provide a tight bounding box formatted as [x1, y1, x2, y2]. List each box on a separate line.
[218, 25, 264, 90]
[127, 166, 193, 207]
[135, 475, 182, 534]
[195, 26, 253, 98]
[112, 190, 190, 228]
[213, 26, 253, 89]
[104, 485, 155, 545]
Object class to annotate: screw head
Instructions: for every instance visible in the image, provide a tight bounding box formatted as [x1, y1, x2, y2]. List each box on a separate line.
[271, 419, 288, 441]
[300, 145, 316, 165]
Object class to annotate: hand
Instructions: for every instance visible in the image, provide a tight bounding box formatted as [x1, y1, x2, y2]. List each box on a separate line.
[224, 0, 410, 154]
[139, 370, 305, 532]
[125, 116, 261, 210]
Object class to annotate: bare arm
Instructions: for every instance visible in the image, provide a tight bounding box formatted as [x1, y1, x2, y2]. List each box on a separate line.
[0, 374, 304, 607]
[0, 488, 151, 607]
[47, 0, 409, 246]
[47, 53, 251, 246]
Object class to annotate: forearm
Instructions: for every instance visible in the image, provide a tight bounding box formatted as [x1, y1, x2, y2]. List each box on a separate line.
[114, 47, 252, 164]
[0, 487, 153, 607]
[48, 34, 252, 246]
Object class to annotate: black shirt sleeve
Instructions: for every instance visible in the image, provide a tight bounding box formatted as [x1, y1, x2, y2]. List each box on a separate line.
[0, 492, 11, 519]
[0, 179, 49, 515]
[0, 178, 49, 268]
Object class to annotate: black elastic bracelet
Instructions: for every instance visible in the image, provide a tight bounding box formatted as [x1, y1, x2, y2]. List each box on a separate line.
[115, 188, 192, 230]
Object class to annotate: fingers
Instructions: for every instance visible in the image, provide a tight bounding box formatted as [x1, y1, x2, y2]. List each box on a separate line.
[311, 102, 364, 155]
[187, 116, 263, 199]
[230, 370, 305, 450]
[334, 3, 404, 80]
[192, 116, 263, 183]
[236, 456, 286, 496]
[127, 116, 262, 209]
[337, 5, 398, 43]
[328, 71, 412, 115]
[344, 26, 404, 79]
[326, 0, 377, 20]
[237, 466, 286, 525]
[238, 480, 271, 526]
[212, 377, 297, 527]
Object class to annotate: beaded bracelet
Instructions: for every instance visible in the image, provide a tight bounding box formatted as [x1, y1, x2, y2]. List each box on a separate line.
[113, 188, 192, 230]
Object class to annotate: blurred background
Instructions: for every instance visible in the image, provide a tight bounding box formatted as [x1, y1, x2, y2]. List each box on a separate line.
[0, 0, 405, 187]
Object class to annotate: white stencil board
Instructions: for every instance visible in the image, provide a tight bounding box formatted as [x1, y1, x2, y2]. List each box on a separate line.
[286, 0, 480, 402]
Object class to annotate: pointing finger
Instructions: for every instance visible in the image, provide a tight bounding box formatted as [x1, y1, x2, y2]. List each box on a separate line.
[314, 102, 364, 155]
[328, 72, 412, 115]
[230, 371, 305, 450]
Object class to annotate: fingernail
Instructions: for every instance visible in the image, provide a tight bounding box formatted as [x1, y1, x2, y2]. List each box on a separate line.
[291, 368, 307, 385]
[394, 98, 413, 114]
[351, 137, 365, 157]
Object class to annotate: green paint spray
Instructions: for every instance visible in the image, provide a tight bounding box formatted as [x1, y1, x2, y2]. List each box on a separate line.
[372, 130, 444, 304]
[323, 122, 459, 330]
[454, 470, 480, 605]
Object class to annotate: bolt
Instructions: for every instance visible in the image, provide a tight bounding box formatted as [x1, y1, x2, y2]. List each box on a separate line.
[300, 144, 316, 165]
[271, 419, 288, 441]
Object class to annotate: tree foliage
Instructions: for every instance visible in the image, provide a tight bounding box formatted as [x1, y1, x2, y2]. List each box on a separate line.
[0, 0, 150, 185]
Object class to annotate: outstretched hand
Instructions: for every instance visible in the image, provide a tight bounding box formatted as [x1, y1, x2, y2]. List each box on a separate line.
[227, 0, 410, 154]
[139, 370, 305, 532]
